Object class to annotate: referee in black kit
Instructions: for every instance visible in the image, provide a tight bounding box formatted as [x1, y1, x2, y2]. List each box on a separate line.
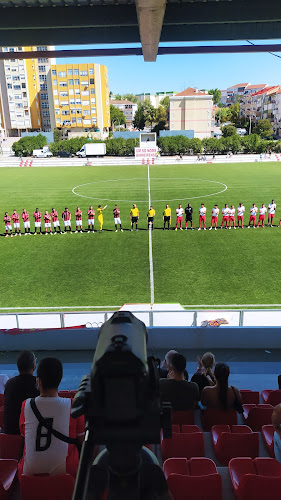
[185, 203, 194, 230]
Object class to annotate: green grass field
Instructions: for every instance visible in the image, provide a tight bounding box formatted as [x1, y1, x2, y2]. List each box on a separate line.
[1, 162, 281, 311]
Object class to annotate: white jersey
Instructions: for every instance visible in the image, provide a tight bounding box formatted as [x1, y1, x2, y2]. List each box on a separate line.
[259, 207, 267, 215]
[176, 208, 184, 217]
[229, 208, 235, 217]
[250, 206, 258, 216]
[222, 207, 230, 217]
[212, 208, 219, 217]
[237, 205, 245, 217]
[199, 207, 206, 216]
[268, 203, 276, 214]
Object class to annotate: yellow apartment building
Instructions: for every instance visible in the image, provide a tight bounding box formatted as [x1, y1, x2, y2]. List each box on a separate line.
[169, 87, 214, 139]
[48, 63, 110, 137]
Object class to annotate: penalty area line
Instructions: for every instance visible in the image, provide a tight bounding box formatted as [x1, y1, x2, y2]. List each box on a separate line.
[147, 164, 155, 305]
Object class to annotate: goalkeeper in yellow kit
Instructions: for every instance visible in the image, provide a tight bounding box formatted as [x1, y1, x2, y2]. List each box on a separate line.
[163, 204, 171, 230]
[147, 206, 156, 230]
[97, 204, 107, 231]
[130, 204, 139, 231]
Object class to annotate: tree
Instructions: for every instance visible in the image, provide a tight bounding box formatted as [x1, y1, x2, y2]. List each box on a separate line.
[208, 89, 221, 105]
[253, 119, 274, 138]
[142, 100, 156, 128]
[153, 105, 168, 133]
[110, 105, 126, 129]
[122, 94, 139, 104]
[160, 96, 170, 109]
[222, 125, 237, 138]
[133, 104, 146, 130]
[113, 94, 122, 100]
[53, 128, 62, 142]
[216, 107, 231, 125]
[12, 134, 47, 156]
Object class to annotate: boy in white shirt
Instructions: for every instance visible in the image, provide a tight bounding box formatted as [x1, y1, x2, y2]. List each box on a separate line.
[228, 205, 236, 229]
[268, 200, 276, 227]
[198, 203, 207, 231]
[220, 204, 230, 229]
[175, 204, 184, 231]
[257, 204, 267, 228]
[209, 205, 219, 230]
[248, 203, 258, 228]
[237, 203, 245, 228]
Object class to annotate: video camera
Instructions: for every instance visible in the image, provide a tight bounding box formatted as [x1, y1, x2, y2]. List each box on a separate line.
[71, 311, 171, 500]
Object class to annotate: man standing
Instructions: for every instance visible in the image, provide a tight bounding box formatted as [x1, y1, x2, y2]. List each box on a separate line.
[87, 205, 95, 233]
[198, 203, 207, 231]
[3, 212, 13, 237]
[220, 204, 230, 229]
[21, 209, 31, 235]
[185, 203, 194, 230]
[130, 204, 139, 231]
[209, 204, 219, 230]
[237, 203, 245, 229]
[248, 203, 258, 228]
[4, 351, 39, 434]
[159, 354, 199, 410]
[175, 204, 184, 231]
[113, 205, 123, 232]
[163, 204, 171, 230]
[51, 208, 61, 234]
[75, 207, 83, 233]
[147, 205, 155, 231]
[12, 210, 21, 236]
[229, 205, 236, 229]
[44, 211, 52, 235]
[62, 207, 72, 233]
[268, 200, 277, 227]
[33, 208, 42, 235]
[18, 357, 84, 478]
[97, 205, 107, 232]
[257, 204, 267, 228]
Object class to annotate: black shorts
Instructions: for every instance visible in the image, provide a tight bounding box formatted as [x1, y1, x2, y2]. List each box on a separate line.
[131, 216, 138, 223]
[164, 216, 170, 222]
[185, 216, 192, 222]
[148, 217, 154, 223]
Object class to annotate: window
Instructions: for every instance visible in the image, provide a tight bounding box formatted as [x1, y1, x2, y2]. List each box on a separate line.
[90, 79, 94, 85]
[76, 99, 81, 104]
[70, 109, 76, 114]
[83, 110, 90, 116]
[92, 117, 97, 123]
[74, 79, 80, 85]
[74, 69, 79, 75]
[54, 99, 59, 105]
[68, 79, 73, 85]
[83, 100, 90, 106]
[58, 71, 66, 77]
[9, 48, 14, 52]
[16, 112, 24, 118]
[6, 75, 11, 81]
[90, 89, 95, 95]
[5, 65, 10, 71]
[7, 83, 12, 89]
[91, 108, 96, 114]
[91, 98, 96, 104]
[59, 82, 67, 87]
[75, 89, 80, 95]
[53, 90, 58, 95]
[81, 81, 88, 86]
[89, 68, 94, 75]
[61, 110, 69, 115]
[69, 89, 74, 95]
[82, 91, 89, 96]
[42, 111, 50, 117]
[12, 76, 20, 81]
[60, 91, 68, 97]
[56, 118, 61, 123]
[40, 84, 47, 91]
[39, 75, 47, 81]
[76, 109, 82, 114]
[71, 117, 76, 123]
[40, 93, 48, 100]
[38, 65, 46, 72]
[37, 46, 47, 51]
[14, 95, 21, 100]
[80, 71, 88, 76]
[77, 118, 82, 124]
[70, 99, 75, 105]
[60, 101, 68, 106]
[13, 85, 21, 90]
[16, 103, 23, 108]
[83, 119, 91, 125]
[68, 69, 73, 76]
[53, 80, 57, 86]
[55, 108, 60, 114]
[22, 83, 26, 89]
[38, 58, 48, 63]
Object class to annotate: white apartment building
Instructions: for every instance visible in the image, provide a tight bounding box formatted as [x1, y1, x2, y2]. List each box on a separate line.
[110, 99, 138, 129]
[135, 91, 175, 108]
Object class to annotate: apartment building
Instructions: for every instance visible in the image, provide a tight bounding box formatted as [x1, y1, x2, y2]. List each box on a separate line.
[135, 91, 175, 108]
[48, 63, 110, 137]
[169, 87, 214, 139]
[35, 46, 56, 132]
[110, 99, 137, 129]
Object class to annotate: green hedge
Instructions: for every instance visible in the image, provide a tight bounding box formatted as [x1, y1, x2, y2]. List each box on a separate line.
[12, 134, 47, 157]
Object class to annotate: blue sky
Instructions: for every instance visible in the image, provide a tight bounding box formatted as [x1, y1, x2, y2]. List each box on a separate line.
[56, 40, 281, 95]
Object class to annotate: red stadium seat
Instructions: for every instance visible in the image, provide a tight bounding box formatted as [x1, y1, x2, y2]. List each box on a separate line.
[58, 391, 72, 398]
[0, 396, 4, 408]
[161, 431, 204, 462]
[172, 425, 180, 433]
[0, 459, 18, 499]
[243, 404, 273, 431]
[211, 425, 259, 465]
[261, 425, 275, 458]
[181, 425, 202, 434]
[261, 390, 281, 406]
[229, 457, 281, 500]
[20, 474, 75, 500]
[0, 434, 23, 461]
[201, 408, 237, 431]
[240, 390, 260, 405]
[69, 391, 77, 398]
[171, 410, 194, 427]
[165, 458, 222, 500]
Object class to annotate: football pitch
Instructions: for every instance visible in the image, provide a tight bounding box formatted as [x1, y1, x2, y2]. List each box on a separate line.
[1, 161, 281, 311]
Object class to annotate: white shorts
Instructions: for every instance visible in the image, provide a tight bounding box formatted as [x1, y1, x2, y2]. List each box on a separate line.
[5, 225, 12, 231]
[24, 221, 30, 229]
[14, 223, 20, 229]
[76, 220, 82, 226]
[114, 217, 121, 225]
[45, 223, 51, 228]
[53, 220, 60, 227]
[35, 222, 41, 228]
[88, 219, 94, 226]
[64, 220, 71, 227]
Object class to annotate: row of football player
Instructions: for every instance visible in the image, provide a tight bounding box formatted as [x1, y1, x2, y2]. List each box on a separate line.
[1, 200, 278, 236]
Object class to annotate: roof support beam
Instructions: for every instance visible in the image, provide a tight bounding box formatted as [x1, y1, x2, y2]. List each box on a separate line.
[135, 0, 167, 61]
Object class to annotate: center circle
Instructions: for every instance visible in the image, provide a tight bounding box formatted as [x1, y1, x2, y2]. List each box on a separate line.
[72, 177, 228, 203]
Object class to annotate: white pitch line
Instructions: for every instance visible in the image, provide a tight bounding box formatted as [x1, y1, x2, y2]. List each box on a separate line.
[182, 304, 281, 308]
[0, 306, 121, 310]
[147, 165, 155, 305]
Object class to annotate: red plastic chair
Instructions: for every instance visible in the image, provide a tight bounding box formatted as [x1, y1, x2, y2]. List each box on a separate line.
[261, 390, 281, 406]
[229, 457, 281, 500]
[211, 425, 259, 465]
[161, 431, 204, 462]
[165, 458, 222, 499]
[0, 434, 23, 461]
[240, 390, 260, 405]
[20, 474, 75, 500]
[58, 391, 72, 398]
[181, 425, 202, 434]
[171, 410, 194, 427]
[0, 395, 4, 408]
[69, 391, 77, 398]
[0, 459, 18, 499]
[201, 408, 237, 431]
[261, 425, 275, 458]
[243, 404, 273, 431]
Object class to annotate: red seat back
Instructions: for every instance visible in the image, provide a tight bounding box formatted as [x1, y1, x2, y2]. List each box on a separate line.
[267, 390, 281, 406]
[261, 425, 275, 458]
[245, 406, 273, 431]
[0, 459, 18, 492]
[239, 474, 281, 500]
[0, 395, 4, 407]
[201, 408, 237, 431]
[214, 432, 259, 465]
[58, 391, 72, 398]
[240, 390, 260, 405]
[163, 458, 189, 479]
[172, 410, 194, 427]
[0, 434, 23, 460]
[20, 474, 75, 500]
[167, 473, 222, 500]
[161, 432, 205, 462]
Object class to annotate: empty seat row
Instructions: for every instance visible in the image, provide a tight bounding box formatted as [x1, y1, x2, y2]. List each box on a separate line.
[229, 457, 281, 500]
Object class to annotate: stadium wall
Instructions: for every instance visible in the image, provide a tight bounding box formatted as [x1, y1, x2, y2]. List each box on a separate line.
[159, 130, 194, 138]
[113, 131, 139, 139]
[21, 131, 54, 144]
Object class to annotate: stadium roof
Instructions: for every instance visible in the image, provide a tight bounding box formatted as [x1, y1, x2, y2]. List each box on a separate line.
[0, 0, 281, 62]
[251, 85, 281, 97]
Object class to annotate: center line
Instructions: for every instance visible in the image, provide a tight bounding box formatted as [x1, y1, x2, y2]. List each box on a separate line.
[147, 164, 155, 305]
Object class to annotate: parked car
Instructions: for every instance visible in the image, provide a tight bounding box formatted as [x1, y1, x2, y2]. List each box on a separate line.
[56, 151, 74, 158]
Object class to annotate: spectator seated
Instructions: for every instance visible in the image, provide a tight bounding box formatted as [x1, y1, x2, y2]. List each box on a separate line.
[229, 457, 281, 499]
[240, 390, 260, 405]
[0, 434, 23, 461]
[161, 428, 204, 462]
[0, 459, 18, 498]
[201, 408, 237, 431]
[261, 425, 275, 458]
[164, 457, 222, 500]
[20, 474, 75, 500]
[243, 404, 273, 431]
[261, 390, 281, 406]
[211, 425, 259, 465]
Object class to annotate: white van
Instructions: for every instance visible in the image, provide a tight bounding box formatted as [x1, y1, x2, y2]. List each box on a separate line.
[32, 147, 53, 158]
